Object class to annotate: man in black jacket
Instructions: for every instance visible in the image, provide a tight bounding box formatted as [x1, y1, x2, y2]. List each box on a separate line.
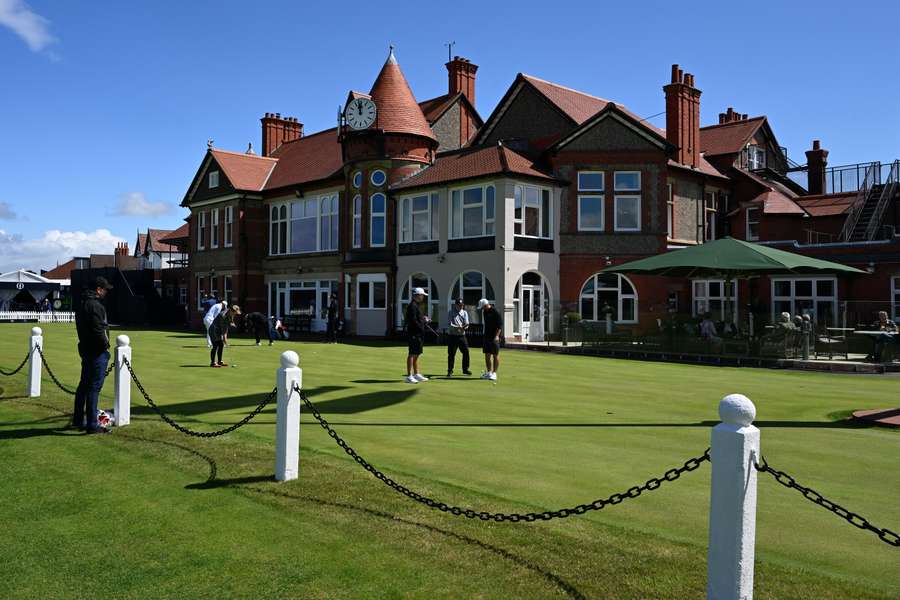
[326, 293, 339, 343]
[73, 276, 113, 433]
[404, 287, 430, 384]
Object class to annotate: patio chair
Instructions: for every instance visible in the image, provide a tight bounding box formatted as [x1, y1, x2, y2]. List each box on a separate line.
[814, 327, 847, 360]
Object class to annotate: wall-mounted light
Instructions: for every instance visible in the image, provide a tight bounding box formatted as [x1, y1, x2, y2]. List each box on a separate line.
[297, 266, 304, 274]
[867, 262, 876, 274]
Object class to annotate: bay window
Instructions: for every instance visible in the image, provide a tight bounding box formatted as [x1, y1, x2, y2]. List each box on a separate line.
[353, 195, 362, 248]
[399, 193, 439, 243]
[271, 194, 340, 255]
[451, 184, 495, 239]
[514, 184, 552, 238]
[270, 204, 288, 255]
[290, 199, 318, 253]
[370, 193, 386, 247]
[614, 171, 641, 232]
[319, 195, 339, 252]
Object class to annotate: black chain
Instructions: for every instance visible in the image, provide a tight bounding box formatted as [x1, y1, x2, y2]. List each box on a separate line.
[123, 356, 276, 438]
[0, 346, 32, 376]
[297, 384, 710, 522]
[34, 345, 77, 395]
[105, 361, 114, 377]
[755, 457, 899, 548]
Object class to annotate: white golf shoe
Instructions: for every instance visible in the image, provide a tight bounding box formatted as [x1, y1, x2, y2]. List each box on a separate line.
[414, 373, 429, 382]
[481, 372, 492, 379]
[489, 372, 498, 382]
[405, 375, 419, 384]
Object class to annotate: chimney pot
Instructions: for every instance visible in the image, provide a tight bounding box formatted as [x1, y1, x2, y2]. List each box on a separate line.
[813, 139, 820, 150]
[670, 64, 679, 83]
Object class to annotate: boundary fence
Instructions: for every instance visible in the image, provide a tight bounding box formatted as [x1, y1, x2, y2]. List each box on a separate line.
[0, 311, 76, 323]
[2, 326, 897, 599]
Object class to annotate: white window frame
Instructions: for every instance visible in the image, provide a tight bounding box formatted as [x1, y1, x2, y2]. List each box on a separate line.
[746, 207, 760, 241]
[209, 170, 219, 188]
[666, 183, 674, 239]
[197, 211, 207, 250]
[224, 206, 233, 247]
[614, 171, 641, 192]
[370, 193, 386, 248]
[579, 273, 638, 324]
[397, 273, 441, 325]
[352, 195, 362, 248]
[577, 171, 604, 192]
[614, 195, 641, 232]
[210, 209, 219, 248]
[692, 279, 738, 324]
[352, 171, 362, 189]
[771, 276, 838, 324]
[270, 203, 289, 256]
[196, 276, 204, 310]
[223, 275, 232, 304]
[370, 169, 387, 187]
[450, 184, 495, 239]
[513, 184, 553, 239]
[747, 145, 766, 170]
[577, 195, 604, 232]
[704, 192, 717, 241]
[357, 273, 387, 310]
[319, 194, 339, 252]
[450, 270, 496, 324]
[179, 286, 187, 306]
[399, 193, 439, 243]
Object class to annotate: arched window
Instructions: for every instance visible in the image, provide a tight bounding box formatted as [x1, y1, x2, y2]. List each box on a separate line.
[399, 273, 440, 325]
[579, 273, 637, 323]
[450, 271, 495, 324]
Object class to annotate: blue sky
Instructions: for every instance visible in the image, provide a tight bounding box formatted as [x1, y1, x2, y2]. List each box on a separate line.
[1, 0, 898, 272]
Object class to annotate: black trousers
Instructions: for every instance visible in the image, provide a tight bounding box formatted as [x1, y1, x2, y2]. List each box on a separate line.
[210, 341, 224, 365]
[253, 323, 273, 345]
[326, 318, 338, 342]
[447, 335, 470, 373]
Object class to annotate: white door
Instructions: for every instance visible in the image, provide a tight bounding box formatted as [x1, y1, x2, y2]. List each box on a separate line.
[522, 286, 544, 342]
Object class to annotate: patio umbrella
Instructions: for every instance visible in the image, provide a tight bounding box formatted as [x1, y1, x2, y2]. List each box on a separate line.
[601, 237, 866, 279]
[602, 237, 866, 331]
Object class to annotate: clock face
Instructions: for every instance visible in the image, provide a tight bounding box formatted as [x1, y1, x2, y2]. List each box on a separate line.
[345, 98, 377, 130]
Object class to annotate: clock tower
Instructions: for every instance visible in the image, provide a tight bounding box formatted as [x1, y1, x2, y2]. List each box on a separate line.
[339, 48, 438, 336]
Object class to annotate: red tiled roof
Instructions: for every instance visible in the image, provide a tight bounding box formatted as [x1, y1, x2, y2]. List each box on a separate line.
[264, 128, 343, 191]
[795, 192, 858, 217]
[43, 258, 76, 280]
[209, 149, 277, 192]
[147, 228, 179, 253]
[368, 51, 436, 142]
[758, 190, 806, 215]
[699, 117, 765, 156]
[391, 144, 555, 190]
[419, 93, 458, 122]
[159, 223, 190, 244]
[667, 157, 729, 179]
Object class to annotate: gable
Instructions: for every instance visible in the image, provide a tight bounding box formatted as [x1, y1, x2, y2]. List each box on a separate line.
[556, 113, 666, 153]
[431, 102, 462, 151]
[182, 154, 237, 207]
[480, 83, 574, 148]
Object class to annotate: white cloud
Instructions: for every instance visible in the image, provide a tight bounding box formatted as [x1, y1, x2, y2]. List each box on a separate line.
[0, 0, 56, 53]
[0, 228, 125, 274]
[0, 201, 17, 220]
[109, 192, 176, 217]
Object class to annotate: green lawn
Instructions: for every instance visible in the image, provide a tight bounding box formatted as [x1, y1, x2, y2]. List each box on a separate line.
[0, 323, 897, 599]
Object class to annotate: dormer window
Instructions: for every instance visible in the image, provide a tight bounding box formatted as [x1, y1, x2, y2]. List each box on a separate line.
[747, 145, 766, 170]
[209, 170, 220, 188]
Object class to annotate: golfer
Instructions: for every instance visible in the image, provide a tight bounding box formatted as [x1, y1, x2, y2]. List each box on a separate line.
[244, 311, 273, 346]
[446, 298, 471, 376]
[404, 287, 430, 384]
[209, 304, 240, 367]
[478, 298, 501, 381]
[203, 299, 227, 347]
[73, 276, 113, 434]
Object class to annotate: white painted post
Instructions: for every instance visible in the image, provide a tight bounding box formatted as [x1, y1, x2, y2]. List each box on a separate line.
[114, 335, 131, 427]
[27, 327, 42, 397]
[605, 314, 613, 335]
[275, 350, 302, 482]
[707, 394, 760, 600]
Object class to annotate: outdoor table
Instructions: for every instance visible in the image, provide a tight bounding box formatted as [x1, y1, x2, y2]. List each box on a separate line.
[822, 327, 854, 360]
[853, 330, 897, 362]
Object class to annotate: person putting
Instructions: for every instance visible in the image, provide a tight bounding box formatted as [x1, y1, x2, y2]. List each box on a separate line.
[209, 304, 240, 367]
[244, 311, 273, 346]
[404, 287, 430, 384]
[478, 298, 501, 382]
[203, 299, 226, 348]
[446, 298, 471, 376]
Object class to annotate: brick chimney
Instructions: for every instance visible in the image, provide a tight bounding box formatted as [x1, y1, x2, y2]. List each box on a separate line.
[114, 242, 129, 268]
[805, 140, 829, 195]
[446, 56, 478, 106]
[718, 107, 749, 124]
[664, 64, 702, 168]
[261, 113, 303, 157]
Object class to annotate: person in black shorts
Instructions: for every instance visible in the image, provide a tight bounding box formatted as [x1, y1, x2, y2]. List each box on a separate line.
[478, 298, 502, 382]
[404, 287, 430, 384]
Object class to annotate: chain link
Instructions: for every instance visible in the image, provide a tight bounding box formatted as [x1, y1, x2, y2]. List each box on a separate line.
[297, 384, 710, 522]
[34, 345, 77, 395]
[105, 361, 114, 377]
[123, 356, 276, 438]
[0, 346, 32, 376]
[755, 457, 899, 548]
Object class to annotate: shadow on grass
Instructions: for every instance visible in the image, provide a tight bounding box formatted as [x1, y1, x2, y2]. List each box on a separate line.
[0, 426, 75, 440]
[292, 418, 872, 429]
[233, 484, 587, 600]
[185, 475, 272, 490]
[117, 433, 218, 485]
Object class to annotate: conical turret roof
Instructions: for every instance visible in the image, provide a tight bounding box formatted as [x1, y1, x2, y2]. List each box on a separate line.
[369, 48, 436, 142]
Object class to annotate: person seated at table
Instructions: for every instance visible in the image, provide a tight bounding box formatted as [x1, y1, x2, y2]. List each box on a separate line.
[699, 312, 722, 347]
[869, 310, 898, 362]
[775, 312, 796, 332]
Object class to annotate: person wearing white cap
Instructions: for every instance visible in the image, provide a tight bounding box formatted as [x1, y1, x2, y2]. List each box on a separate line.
[478, 298, 502, 381]
[404, 287, 431, 383]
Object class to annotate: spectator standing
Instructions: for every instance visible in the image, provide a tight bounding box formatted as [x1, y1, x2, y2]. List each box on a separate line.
[73, 276, 113, 434]
[446, 298, 471, 376]
[326, 293, 339, 343]
[404, 287, 429, 384]
[479, 298, 502, 381]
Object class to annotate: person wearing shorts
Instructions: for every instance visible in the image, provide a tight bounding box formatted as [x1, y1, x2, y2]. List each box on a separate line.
[404, 287, 430, 384]
[478, 298, 501, 382]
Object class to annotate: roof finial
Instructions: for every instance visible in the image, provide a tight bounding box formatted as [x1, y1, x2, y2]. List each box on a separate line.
[207, 139, 214, 149]
[386, 45, 397, 65]
[246, 142, 255, 155]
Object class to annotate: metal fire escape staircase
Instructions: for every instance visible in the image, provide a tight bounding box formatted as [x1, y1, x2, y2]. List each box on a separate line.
[839, 160, 900, 242]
